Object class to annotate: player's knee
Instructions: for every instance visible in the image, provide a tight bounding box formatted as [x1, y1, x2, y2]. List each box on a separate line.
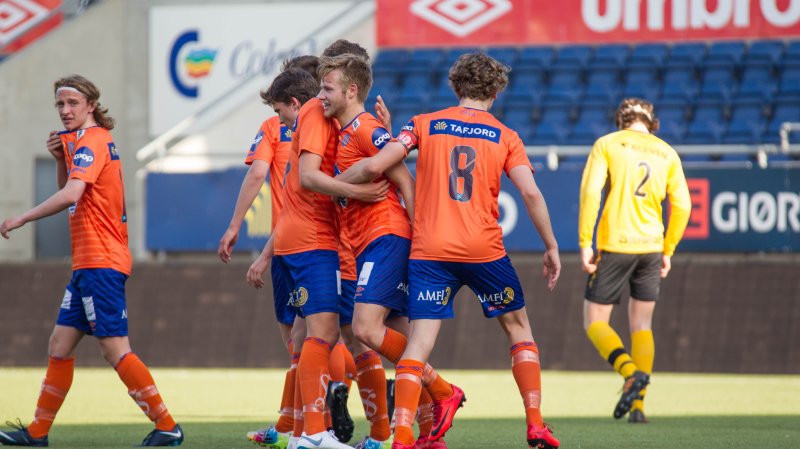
[351, 319, 380, 348]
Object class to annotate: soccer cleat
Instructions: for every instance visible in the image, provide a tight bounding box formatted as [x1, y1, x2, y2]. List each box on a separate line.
[353, 436, 391, 449]
[428, 384, 466, 441]
[613, 371, 650, 419]
[296, 430, 353, 449]
[527, 423, 559, 449]
[287, 435, 301, 449]
[413, 436, 447, 449]
[628, 409, 649, 424]
[390, 442, 415, 449]
[386, 378, 396, 421]
[247, 425, 291, 448]
[0, 420, 48, 447]
[326, 381, 354, 443]
[140, 423, 184, 446]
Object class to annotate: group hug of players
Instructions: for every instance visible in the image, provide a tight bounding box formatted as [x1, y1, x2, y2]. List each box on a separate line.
[0, 36, 691, 449]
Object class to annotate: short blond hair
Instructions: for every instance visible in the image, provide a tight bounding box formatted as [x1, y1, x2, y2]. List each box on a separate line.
[318, 54, 372, 104]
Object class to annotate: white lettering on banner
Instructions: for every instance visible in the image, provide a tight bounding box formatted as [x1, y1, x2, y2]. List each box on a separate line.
[582, 0, 800, 33]
[498, 191, 518, 236]
[712, 191, 800, 234]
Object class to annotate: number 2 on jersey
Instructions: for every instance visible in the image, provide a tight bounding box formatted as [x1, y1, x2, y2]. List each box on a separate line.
[448, 145, 476, 202]
[634, 161, 651, 198]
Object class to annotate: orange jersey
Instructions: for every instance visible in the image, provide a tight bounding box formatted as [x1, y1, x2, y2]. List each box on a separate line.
[245, 115, 292, 230]
[273, 98, 339, 255]
[338, 230, 358, 281]
[396, 106, 532, 262]
[61, 127, 132, 274]
[336, 112, 411, 256]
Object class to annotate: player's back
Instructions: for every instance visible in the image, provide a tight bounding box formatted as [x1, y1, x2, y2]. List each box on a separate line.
[61, 127, 132, 274]
[400, 106, 530, 263]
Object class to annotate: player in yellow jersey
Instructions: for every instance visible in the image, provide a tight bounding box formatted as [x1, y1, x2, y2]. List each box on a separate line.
[578, 98, 691, 423]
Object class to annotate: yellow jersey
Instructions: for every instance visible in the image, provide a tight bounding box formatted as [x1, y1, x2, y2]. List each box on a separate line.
[579, 129, 691, 256]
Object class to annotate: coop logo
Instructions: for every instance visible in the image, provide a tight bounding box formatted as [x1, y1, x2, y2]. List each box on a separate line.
[169, 29, 219, 98]
[372, 128, 392, 149]
[72, 147, 94, 168]
[410, 0, 513, 37]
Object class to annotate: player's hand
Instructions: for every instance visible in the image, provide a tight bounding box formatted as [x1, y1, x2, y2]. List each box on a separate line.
[581, 247, 597, 274]
[0, 217, 25, 239]
[247, 255, 270, 289]
[375, 95, 392, 135]
[660, 254, 672, 278]
[46, 131, 64, 160]
[218, 228, 239, 263]
[542, 247, 561, 291]
[349, 179, 390, 203]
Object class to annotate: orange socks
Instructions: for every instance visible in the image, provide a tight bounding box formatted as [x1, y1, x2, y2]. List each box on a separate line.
[355, 350, 391, 441]
[116, 353, 176, 431]
[27, 357, 74, 438]
[292, 369, 304, 437]
[377, 328, 408, 364]
[330, 341, 347, 383]
[394, 359, 424, 445]
[276, 351, 299, 433]
[344, 346, 357, 390]
[416, 386, 434, 438]
[297, 337, 332, 436]
[511, 341, 543, 428]
[421, 363, 453, 401]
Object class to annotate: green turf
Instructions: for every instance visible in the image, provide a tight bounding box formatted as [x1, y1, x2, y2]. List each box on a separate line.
[1, 368, 799, 448]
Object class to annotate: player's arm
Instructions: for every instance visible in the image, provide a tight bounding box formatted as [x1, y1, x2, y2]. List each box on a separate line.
[577, 142, 608, 274]
[299, 151, 389, 202]
[508, 165, 560, 291]
[384, 161, 415, 223]
[219, 160, 269, 263]
[1, 179, 86, 239]
[47, 131, 68, 189]
[247, 233, 275, 289]
[337, 141, 407, 184]
[661, 158, 692, 277]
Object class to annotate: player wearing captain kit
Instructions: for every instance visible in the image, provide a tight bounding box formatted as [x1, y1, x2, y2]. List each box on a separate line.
[320, 54, 455, 449]
[0, 75, 182, 447]
[337, 53, 562, 449]
[579, 98, 691, 424]
[248, 65, 388, 449]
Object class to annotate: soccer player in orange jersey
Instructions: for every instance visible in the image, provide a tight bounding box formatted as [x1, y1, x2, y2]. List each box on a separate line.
[0, 75, 182, 447]
[338, 53, 562, 449]
[579, 98, 691, 423]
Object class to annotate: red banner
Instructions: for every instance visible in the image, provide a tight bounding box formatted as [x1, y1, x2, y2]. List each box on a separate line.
[0, 0, 62, 55]
[377, 0, 800, 47]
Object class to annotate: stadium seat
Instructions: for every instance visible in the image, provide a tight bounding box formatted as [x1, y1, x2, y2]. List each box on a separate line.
[628, 43, 669, 67]
[684, 118, 724, 144]
[576, 105, 610, 125]
[431, 83, 456, 103]
[542, 84, 582, 106]
[517, 46, 555, 70]
[587, 69, 621, 88]
[740, 65, 774, 84]
[582, 83, 619, 106]
[625, 66, 659, 85]
[533, 121, 569, 145]
[539, 103, 573, 125]
[693, 103, 725, 123]
[590, 44, 629, 69]
[657, 104, 688, 125]
[663, 66, 697, 87]
[487, 46, 518, 66]
[390, 105, 419, 135]
[723, 120, 765, 144]
[552, 45, 593, 69]
[779, 70, 800, 99]
[705, 41, 746, 66]
[622, 80, 659, 102]
[782, 41, 800, 65]
[445, 47, 480, 65]
[698, 79, 733, 102]
[504, 107, 535, 131]
[657, 121, 686, 144]
[736, 80, 775, 102]
[730, 103, 766, 124]
[660, 82, 697, 103]
[394, 83, 429, 108]
[503, 85, 541, 107]
[701, 63, 736, 84]
[511, 68, 547, 89]
[402, 73, 433, 89]
[668, 42, 707, 67]
[549, 66, 583, 87]
[571, 120, 613, 145]
[746, 40, 784, 66]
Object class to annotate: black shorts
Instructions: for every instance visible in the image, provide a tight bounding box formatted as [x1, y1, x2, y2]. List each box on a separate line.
[585, 252, 662, 305]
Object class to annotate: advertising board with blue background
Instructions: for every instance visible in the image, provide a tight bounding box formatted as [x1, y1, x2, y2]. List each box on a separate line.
[146, 165, 800, 253]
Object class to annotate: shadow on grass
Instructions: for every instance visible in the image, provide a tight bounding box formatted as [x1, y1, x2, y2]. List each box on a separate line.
[43, 415, 800, 449]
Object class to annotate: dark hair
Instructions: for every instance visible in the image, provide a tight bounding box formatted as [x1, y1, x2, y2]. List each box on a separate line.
[448, 53, 509, 101]
[282, 55, 321, 81]
[260, 68, 319, 106]
[318, 54, 372, 103]
[322, 39, 370, 61]
[54, 75, 115, 130]
[615, 98, 660, 133]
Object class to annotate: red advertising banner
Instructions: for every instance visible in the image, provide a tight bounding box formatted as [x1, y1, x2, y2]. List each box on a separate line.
[0, 0, 62, 55]
[377, 0, 800, 47]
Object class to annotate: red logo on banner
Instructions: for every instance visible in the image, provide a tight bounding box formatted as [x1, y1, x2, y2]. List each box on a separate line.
[685, 178, 710, 240]
[410, 0, 512, 37]
[0, 0, 61, 54]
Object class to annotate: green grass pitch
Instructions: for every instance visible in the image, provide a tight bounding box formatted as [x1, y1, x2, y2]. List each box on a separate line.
[1, 368, 798, 448]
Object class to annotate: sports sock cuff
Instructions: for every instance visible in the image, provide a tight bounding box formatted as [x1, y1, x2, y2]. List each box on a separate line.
[396, 359, 425, 377]
[378, 328, 408, 364]
[510, 340, 539, 357]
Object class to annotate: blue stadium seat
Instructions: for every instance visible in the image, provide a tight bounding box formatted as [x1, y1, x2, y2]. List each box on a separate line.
[582, 83, 619, 106]
[553, 45, 593, 68]
[542, 84, 582, 106]
[657, 121, 685, 144]
[539, 103, 573, 124]
[625, 66, 659, 85]
[740, 65, 774, 84]
[701, 64, 736, 84]
[517, 46, 555, 70]
[746, 40, 784, 64]
[782, 41, 800, 65]
[487, 47, 518, 66]
[394, 83, 428, 107]
[684, 118, 724, 144]
[737, 80, 775, 102]
[374, 49, 407, 68]
[622, 80, 659, 102]
[504, 107, 535, 131]
[693, 103, 725, 123]
[511, 68, 547, 88]
[431, 83, 456, 103]
[663, 66, 697, 87]
[570, 122, 612, 145]
[723, 120, 765, 144]
[591, 44, 629, 68]
[587, 69, 621, 87]
[656, 104, 688, 124]
[730, 103, 766, 123]
[549, 67, 583, 87]
[706, 41, 746, 66]
[533, 122, 569, 145]
[445, 47, 480, 65]
[628, 43, 669, 67]
[503, 87, 540, 108]
[699, 79, 733, 102]
[660, 82, 697, 103]
[779, 77, 800, 100]
[390, 105, 419, 135]
[576, 105, 610, 125]
[669, 42, 707, 67]
[428, 97, 455, 112]
[402, 73, 433, 89]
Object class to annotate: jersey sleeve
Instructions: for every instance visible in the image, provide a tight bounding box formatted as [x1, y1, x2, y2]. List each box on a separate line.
[245, 120, 276, 165]
[68, 134, 109, 185]
[298, 105, 336, 158]
[503, 131, 533, 175]
[358, 121, 392, 157]
[578, 138, 609, 249]
[395, 116, 420, 155]
[663, 154, 692, 256]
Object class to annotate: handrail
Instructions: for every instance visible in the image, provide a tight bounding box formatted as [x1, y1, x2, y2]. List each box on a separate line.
[136, 0, 375, 166]
[781, 122, 800, 153]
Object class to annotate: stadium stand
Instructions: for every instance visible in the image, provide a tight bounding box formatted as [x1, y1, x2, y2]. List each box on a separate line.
[367, 40, 800, 161]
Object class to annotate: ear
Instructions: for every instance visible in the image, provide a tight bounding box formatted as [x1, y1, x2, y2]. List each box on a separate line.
[348, 83, 358, 100]
[290, 97, 301, 109]
[87, 100, 98, 114]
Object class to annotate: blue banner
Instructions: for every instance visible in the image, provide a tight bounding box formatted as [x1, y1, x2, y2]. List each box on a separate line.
[146, 165, 800, 253]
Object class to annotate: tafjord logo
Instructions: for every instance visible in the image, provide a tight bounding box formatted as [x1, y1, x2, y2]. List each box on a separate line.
[169, 29, 219, 98]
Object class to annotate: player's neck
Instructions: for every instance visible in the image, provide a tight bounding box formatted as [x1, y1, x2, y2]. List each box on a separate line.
[458, 98, 493, 111]
[337, 104, 365, 129]
[626, 122, 650, 134]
